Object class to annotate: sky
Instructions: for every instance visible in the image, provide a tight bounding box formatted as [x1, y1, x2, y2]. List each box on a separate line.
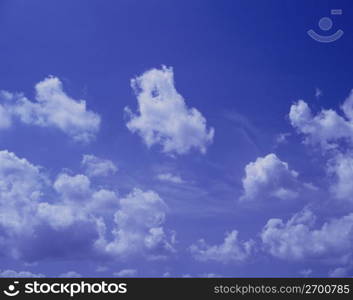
[0, 0, 353, 278]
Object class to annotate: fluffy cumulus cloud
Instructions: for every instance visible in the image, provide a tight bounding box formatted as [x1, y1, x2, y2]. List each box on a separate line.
[2, 171, 112, 260]
[0, 76, 100, 142]
[0, 149, 176, 262]
[125, 66, 214, 155]
[0, 150, 82, 260]
[190, 230, 254, 263]
[37, 172, 116, 230]
[54, 173, 91, 200]
[41, 181, 174, 260]
[81, 154, 118, 177]
[96, 188, 176, 259]
[0, 150, 45, 238]
[156, 173, 184, 184]
[261, 208, 353, 262]
[289, 92, 353, 202]
[240, 153, 299, 202]
[289, 98, 353, 151]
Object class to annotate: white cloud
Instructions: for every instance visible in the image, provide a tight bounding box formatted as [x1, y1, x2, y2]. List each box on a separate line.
[81, 154, 118, 177]
[42, 179, 175, 260]
[38, 173, 119, 229]
[289, 97, 353, 151]
[289, 93, 353, 202]
[113, 269, 137, 277]
[53, 172, 119, 213]
[37, 202, 77, 229]
[97, 188, 176, 258]
[0, 270, 45, 278]
[261, 208, 353, 262]
[190, 230, 254, 263]
[59, 271, 82, 278]
[156, 173, 184, 184]
[0, 150, 107, 259]
[0, 150, 45, 234]
[125, 66, 214, 155]
[240, 153, 299, 201]
[54, 173, 91, 200]
[0, 150, 176, 262]
[0, 76, 100, 142]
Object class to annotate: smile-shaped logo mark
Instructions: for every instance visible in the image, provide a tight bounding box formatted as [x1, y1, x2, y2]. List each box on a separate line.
[307, 9, 344, 43]
[3, 281, 20, 297]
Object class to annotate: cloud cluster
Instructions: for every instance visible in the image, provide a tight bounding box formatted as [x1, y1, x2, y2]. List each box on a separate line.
[5, 67, 353, 276]
[0, 150, 175, 262]
[190, 230, 254, 263]
[289, 98, 353, 151]
[125, 66, 214, 155]
[0, 150, 45, 236]
[0, 151, 100, 261]
[261, 208, 353, 262]
[96, 188, 176, 259]
[38, 172, 118, 230]
[0, 76, 101, 143]
[240, 153, 299, 202]
[289, 93, 353, 202]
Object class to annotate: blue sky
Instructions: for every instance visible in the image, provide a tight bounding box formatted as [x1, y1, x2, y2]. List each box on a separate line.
[0, 0, 353, 278]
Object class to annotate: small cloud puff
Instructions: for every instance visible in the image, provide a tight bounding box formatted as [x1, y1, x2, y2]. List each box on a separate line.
[0, 270, 45, 278]
[82, 154, 118, 177]
[190, 230, 254, 263]
[156, 173, 184, 184]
